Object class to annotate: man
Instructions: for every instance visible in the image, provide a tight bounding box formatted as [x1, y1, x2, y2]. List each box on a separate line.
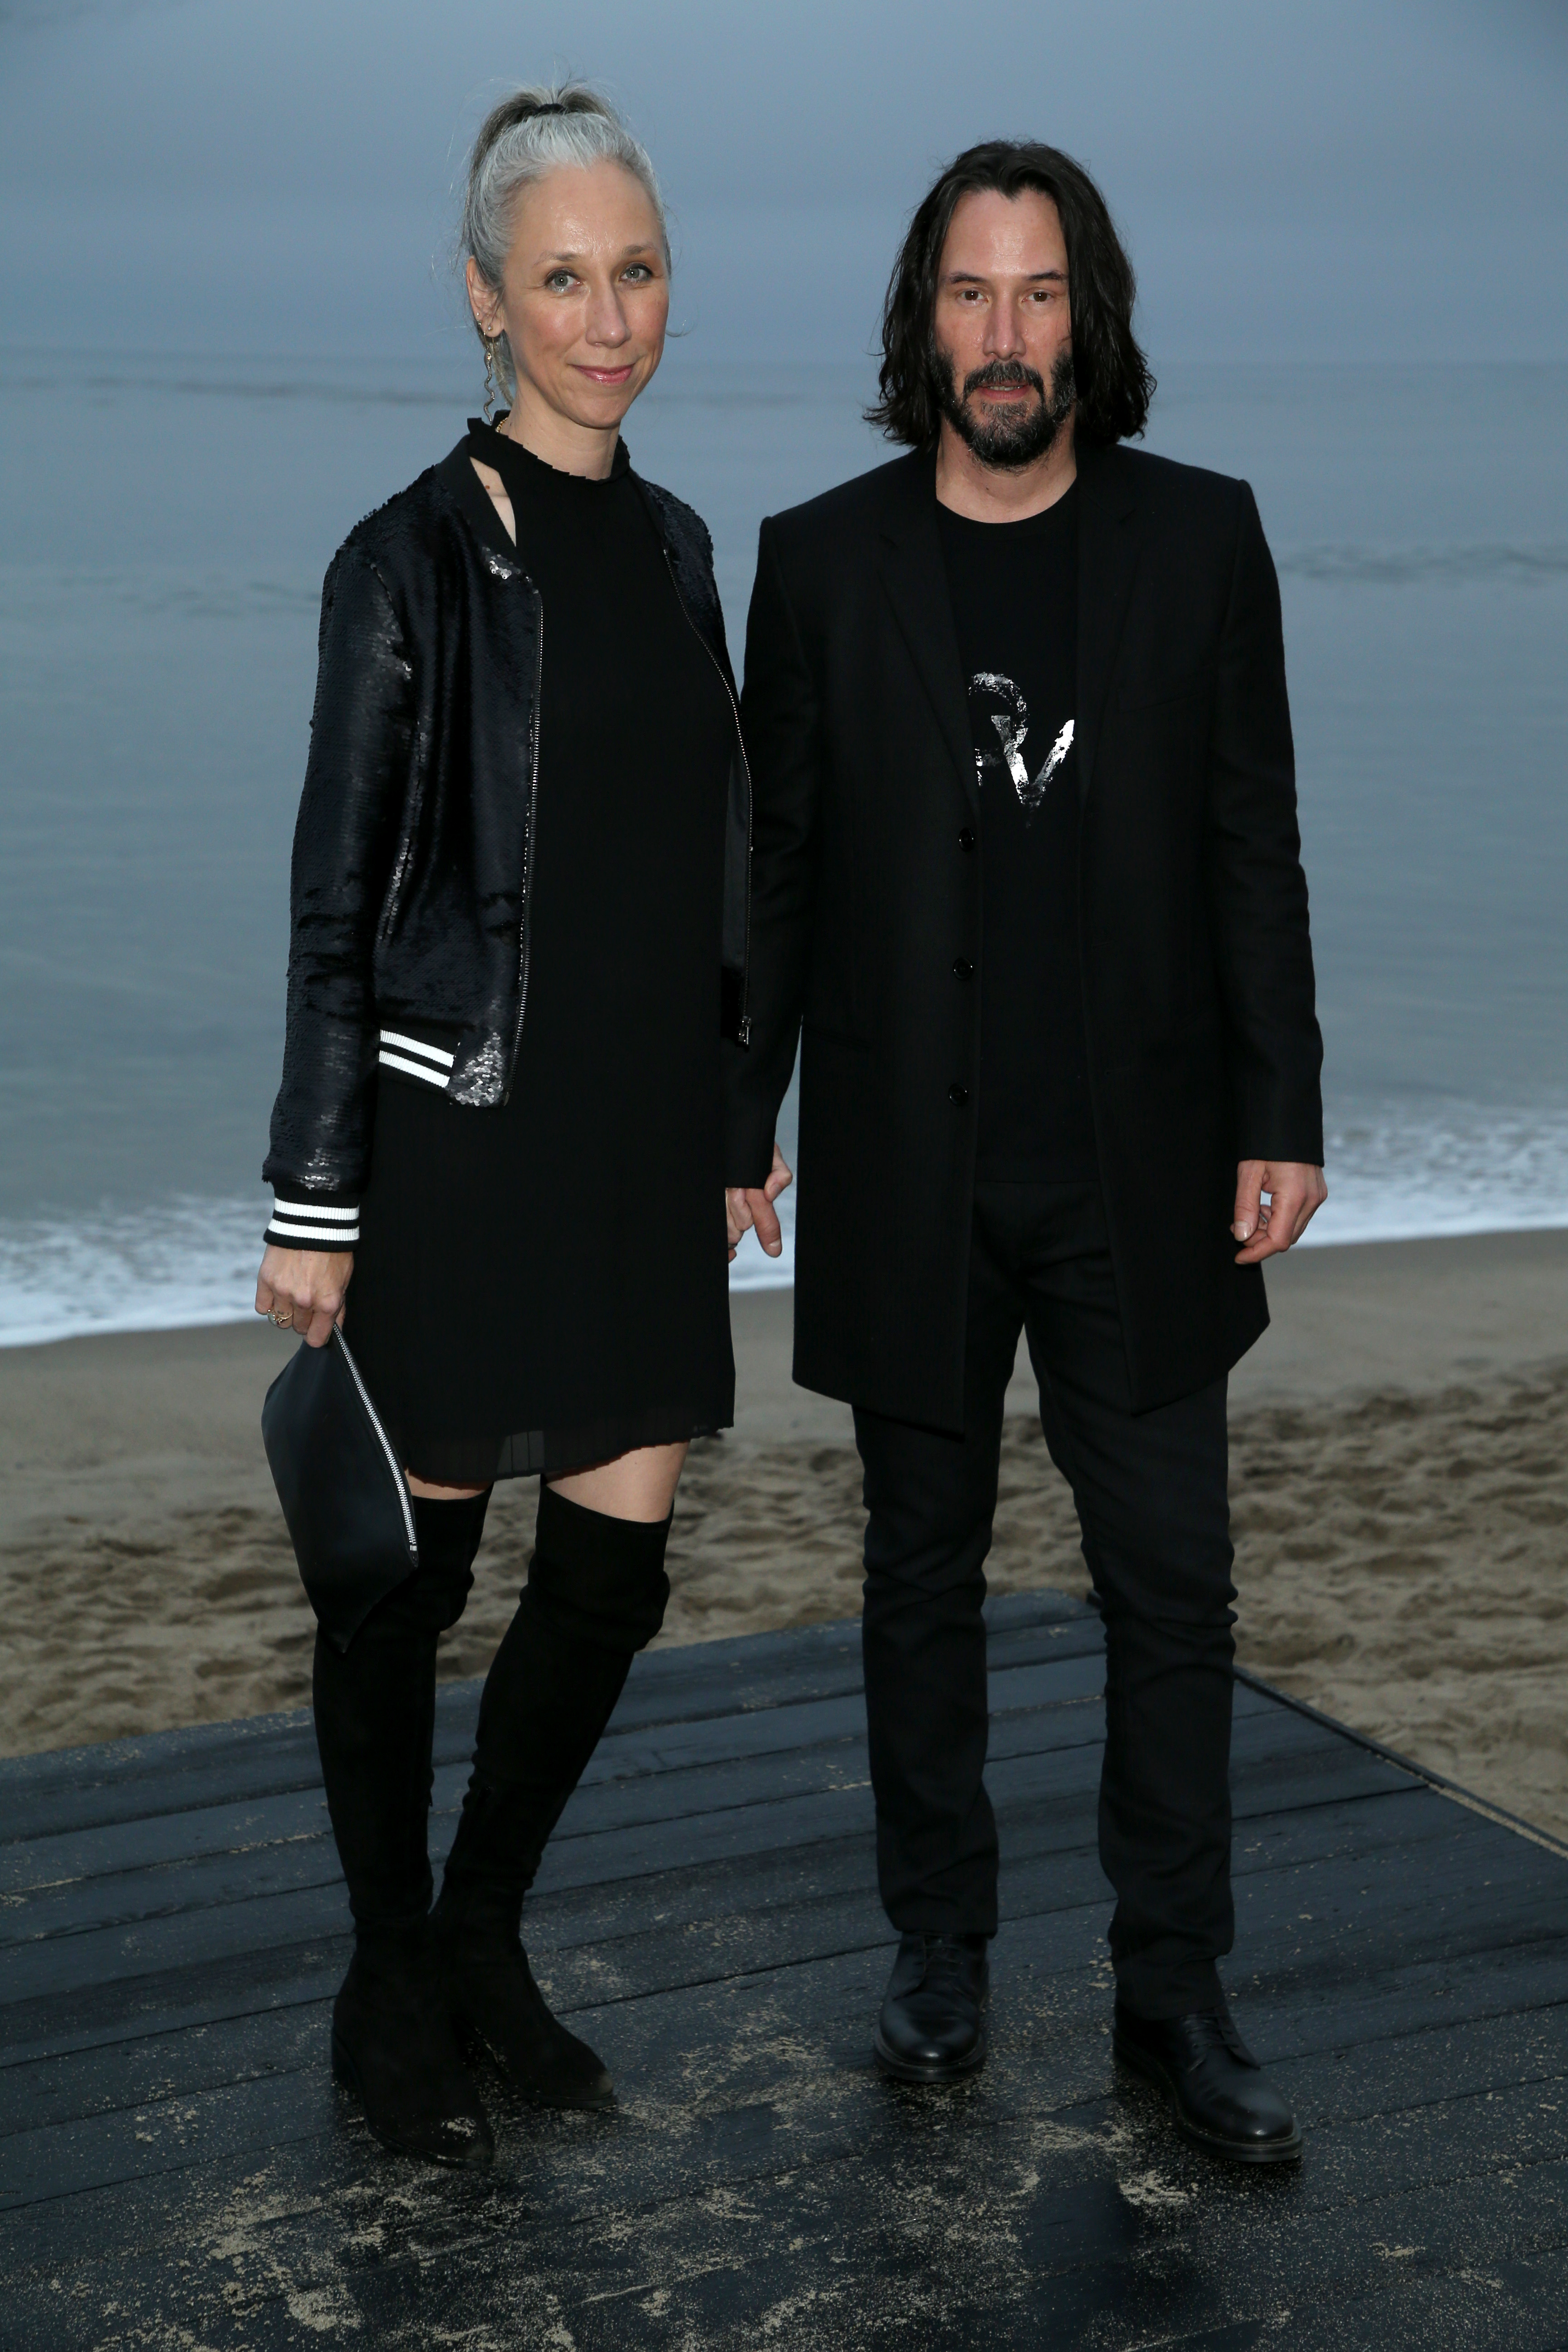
[726, 140, 1326, 2163]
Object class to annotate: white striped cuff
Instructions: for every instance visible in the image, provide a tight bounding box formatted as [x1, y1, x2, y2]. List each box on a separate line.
[265, 1195, 360, 1250]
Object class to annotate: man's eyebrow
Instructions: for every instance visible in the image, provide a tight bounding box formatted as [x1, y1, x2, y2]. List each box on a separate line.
[942, 266, 1068, 284]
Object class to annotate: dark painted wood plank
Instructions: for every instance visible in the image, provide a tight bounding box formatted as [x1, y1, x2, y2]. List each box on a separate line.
[0, 1711, 1411, 2011]
[7, 1802, 1566, 2218]
[0, 1784, 1514, 2134]
[5, 1996, 1568, 2350]
[0, 1780, 1461, 2077]
[10, 1834, 1565, 2162]
[0, 1690, 1402, 2005]
[4, 1600, 1564, 2352]
[0, 1872, 1561, 2314]
[0, 1594, 1096, 1846]
[0, 1697, 1428, 2031]
[0, 1663, 1275, 1968]
[0, 1613, 1107, 1883]
[0, 1643, 1118, 1910]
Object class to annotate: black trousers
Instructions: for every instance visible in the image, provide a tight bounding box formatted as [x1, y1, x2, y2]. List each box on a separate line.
[853, 1181, 1237, 2018]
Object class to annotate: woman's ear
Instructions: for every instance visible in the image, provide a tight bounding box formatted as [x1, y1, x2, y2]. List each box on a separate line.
[465, 255, 503, 337]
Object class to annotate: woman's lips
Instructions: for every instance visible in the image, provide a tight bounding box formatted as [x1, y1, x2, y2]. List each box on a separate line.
[576, 363, 636, 385]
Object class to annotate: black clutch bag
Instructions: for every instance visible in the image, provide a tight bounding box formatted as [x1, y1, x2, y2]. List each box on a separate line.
[261, 1326, 418, 1652]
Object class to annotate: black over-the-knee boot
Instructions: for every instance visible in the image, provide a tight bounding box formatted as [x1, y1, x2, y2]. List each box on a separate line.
[431, 1480, 671, 2107]
[312, 1488, 494, 2167]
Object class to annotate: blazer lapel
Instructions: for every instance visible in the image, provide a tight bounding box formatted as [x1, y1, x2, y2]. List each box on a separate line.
[1075, 442, 1141, 806]
[876, 454, 977, 811]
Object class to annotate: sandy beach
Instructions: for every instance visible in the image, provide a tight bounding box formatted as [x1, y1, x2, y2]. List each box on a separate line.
[2, 1229, 1565, 1839]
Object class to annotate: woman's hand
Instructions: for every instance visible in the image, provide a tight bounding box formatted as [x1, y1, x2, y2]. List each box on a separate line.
[726, 1142, 794, 1263]
[256, 1246, 354, 1348]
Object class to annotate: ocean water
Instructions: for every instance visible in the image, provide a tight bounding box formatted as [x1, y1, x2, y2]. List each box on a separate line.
[1, 349, 1564, 1344]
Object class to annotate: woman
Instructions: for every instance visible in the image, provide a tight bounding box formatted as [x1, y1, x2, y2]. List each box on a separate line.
[255, 85, 783, 2169]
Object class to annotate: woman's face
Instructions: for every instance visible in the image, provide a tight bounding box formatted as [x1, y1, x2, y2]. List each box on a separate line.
[468, 160, 669, 441]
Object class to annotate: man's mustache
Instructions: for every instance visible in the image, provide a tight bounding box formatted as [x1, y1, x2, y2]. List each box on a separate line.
[961, 361, 1046, 400]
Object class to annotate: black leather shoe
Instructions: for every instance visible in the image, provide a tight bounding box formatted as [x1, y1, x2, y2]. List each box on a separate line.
[1114, 2000, 1301, 2164]
[332, 1945, 494, 2169]
[874, 1931, 989, 2083]
[436, 1926, 614, 2111]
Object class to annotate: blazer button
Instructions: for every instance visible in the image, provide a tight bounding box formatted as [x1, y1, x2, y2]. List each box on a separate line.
[949, 1082, 970, 1106]
[952, 956, 974, 980]
[958, 828, 976, 853]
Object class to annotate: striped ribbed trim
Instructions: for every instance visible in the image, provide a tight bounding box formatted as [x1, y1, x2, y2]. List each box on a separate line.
[377, 1028, 453, 1089]
[265, 1195, 360, 1249]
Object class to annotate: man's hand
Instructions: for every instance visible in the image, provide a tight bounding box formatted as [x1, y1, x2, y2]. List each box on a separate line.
[1232, 1161, 1327, 1264]
[256, 1246, 354, 1348]
[726, 1143, 794, 1263]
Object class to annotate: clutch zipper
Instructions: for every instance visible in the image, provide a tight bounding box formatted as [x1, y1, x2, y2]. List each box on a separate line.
[333, 1328, 418, 1557]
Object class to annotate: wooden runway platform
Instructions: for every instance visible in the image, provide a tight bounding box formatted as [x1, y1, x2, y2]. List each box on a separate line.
[4, 1589, 1568, 2348]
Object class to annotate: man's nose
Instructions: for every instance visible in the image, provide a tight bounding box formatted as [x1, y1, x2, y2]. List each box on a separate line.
[984, 300, 1027, 358]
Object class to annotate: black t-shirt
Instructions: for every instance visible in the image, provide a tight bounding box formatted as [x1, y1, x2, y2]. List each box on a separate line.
[936, 486, 1098, 1181]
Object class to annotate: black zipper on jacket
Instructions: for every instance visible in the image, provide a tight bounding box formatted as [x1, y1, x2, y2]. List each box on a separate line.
[658, 544, 754, 1045]
[503, 585, 545, 1100]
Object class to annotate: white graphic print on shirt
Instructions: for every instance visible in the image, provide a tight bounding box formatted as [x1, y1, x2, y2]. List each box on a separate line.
[969, 671, 1074, 822]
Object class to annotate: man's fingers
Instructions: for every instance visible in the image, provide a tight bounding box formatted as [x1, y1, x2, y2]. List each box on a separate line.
[1271, 1182, 1319, 1249]
[1234, 1178, 1324, 1262]
[1232, 1160, 1265, 1243]
[764, 1146, 794, 1201]
[725, 1181, 785, 1258]
[726, 1187, 756, 1241]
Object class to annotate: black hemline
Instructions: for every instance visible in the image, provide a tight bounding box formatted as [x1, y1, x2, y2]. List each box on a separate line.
[406, 1402, 732, 1489]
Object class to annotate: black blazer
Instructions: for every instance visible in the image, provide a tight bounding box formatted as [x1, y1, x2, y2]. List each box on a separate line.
[263, 439, 751, 1247]
[725, 441, 1323, 1426]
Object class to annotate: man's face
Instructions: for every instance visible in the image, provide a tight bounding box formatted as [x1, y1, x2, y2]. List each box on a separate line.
[931, 187, 1076, 470]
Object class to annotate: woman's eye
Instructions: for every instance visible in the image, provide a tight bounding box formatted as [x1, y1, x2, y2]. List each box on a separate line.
[544, 271, 575, 294]
[623, 263, 655, 284]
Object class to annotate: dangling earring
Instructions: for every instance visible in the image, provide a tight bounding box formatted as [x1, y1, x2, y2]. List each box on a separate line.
[482, 335, 503, 425]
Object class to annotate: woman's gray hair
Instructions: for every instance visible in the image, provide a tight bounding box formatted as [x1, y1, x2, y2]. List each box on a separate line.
[461, 84, 667, 401]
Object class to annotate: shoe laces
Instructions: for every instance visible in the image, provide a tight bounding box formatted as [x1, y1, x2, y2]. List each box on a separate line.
[1186, 2008, 1256, 2068]
[919, 1936, 979, 1995]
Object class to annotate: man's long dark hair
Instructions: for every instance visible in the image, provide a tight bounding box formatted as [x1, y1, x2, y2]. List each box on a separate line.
[867, 141, 1154, 450]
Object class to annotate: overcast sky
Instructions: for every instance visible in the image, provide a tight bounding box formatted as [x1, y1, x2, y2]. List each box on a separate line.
[2, 0, 1565, 370]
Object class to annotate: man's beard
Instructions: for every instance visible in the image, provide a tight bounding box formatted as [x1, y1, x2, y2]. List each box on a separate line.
[934, 343, 1077, 470]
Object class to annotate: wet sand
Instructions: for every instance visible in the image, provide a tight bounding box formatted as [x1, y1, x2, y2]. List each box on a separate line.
[1, 1230, 1565, 1838]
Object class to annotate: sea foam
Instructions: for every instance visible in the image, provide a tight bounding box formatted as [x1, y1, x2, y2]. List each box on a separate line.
[1, 1104, 1563, 1348]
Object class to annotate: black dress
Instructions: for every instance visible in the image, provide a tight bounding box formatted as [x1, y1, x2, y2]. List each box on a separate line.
[345, 425, 737, 1485]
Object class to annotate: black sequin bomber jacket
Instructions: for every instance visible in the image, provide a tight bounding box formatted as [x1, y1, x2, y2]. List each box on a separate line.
[261, 438, 751, 1252]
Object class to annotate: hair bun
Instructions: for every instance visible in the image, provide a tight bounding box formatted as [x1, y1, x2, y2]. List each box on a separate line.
[479, 85, 613, 152]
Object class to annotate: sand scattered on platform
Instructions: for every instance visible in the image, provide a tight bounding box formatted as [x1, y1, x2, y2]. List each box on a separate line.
[2, 1364, 1565, 1844]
